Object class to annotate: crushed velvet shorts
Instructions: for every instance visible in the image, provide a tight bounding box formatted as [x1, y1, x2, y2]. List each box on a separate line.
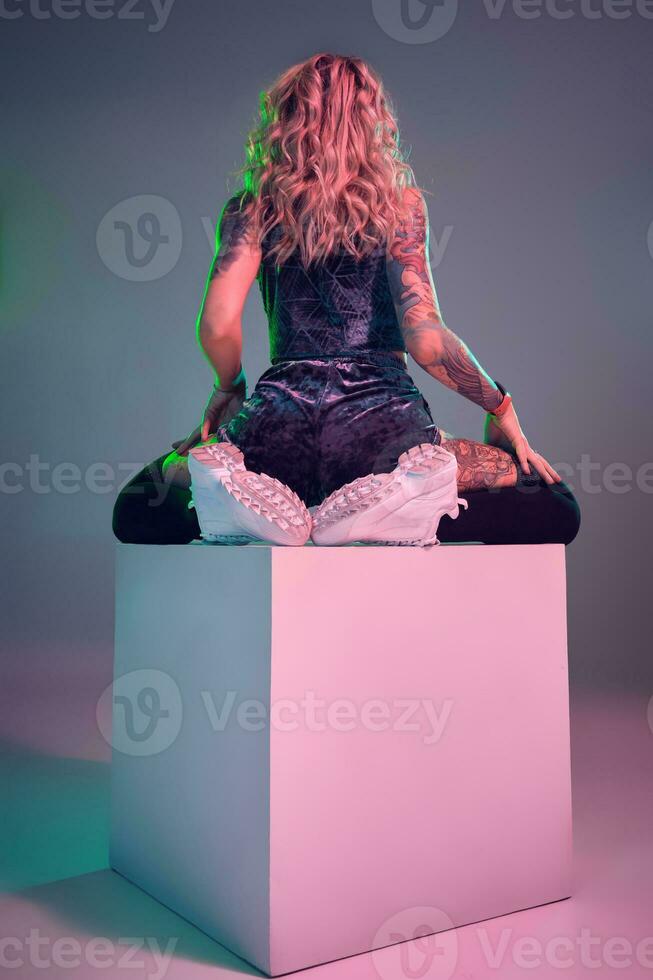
[216, 351, 441, 508]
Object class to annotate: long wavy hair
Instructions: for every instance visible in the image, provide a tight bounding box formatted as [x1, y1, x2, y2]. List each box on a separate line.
[235, 53, 420, 266]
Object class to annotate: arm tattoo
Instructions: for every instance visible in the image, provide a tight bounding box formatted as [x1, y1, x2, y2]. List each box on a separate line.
[434, 327, 503, 411]
[387, 189, 502, 413]
[210, 196, 253, 278]
[386, 190, 442, 337]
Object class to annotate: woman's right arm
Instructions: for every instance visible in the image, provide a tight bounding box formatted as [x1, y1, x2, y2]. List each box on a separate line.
[385, 186, 503, 413]
[386, 187, 561, 484]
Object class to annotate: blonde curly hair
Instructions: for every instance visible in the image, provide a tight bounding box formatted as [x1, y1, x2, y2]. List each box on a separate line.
[235, 52, 421, 266]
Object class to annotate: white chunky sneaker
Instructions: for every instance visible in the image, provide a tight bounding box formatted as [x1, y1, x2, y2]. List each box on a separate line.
[188, 443, 311, 546]
[311, 443, 468, 547]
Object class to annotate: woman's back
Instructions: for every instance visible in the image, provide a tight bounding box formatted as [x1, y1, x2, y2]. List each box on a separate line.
[255, 201, 405, 361]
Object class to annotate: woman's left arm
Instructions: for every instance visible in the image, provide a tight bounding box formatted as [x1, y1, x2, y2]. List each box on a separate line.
[199, 196, 261, 386]
[177, 196, 261, 452]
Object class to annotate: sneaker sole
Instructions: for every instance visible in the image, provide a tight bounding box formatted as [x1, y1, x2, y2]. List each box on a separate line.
[189, 443, 311, 546]
[311, 443, 467, 547]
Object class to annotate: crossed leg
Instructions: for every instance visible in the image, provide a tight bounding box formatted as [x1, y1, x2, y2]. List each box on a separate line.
[113, 442, 580, 546]
[436, 429, 580, 545]
[440, 435, 519, 492]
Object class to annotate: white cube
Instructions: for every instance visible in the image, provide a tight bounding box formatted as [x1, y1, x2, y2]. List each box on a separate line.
[110, 542, 572, 976]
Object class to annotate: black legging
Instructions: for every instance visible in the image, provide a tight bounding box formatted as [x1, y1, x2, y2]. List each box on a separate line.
[112, 453, 581, 546]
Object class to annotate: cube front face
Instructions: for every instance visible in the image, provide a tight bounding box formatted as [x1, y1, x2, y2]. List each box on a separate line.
[268, 545, 572, 975]
[111, 543, 572, 978]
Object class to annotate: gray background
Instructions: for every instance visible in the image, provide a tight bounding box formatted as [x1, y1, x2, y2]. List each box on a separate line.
[1, 0, 652, 725]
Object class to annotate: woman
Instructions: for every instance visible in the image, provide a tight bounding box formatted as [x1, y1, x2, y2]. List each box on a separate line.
[113, 53, 580, 547]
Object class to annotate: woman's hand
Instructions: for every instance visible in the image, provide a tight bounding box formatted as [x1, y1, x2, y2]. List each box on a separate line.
[491, 401, 562, 485]
[199, 377, 247, 442]
[174, 376, 247, 456]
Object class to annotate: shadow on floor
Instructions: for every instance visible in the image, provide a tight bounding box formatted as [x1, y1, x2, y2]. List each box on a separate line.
[0, 739, 110, 893]
[1, 737, 262, 974]
[4, 868, 265, 976]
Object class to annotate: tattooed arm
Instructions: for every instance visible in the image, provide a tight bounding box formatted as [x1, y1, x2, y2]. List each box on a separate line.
[386, 188, 562, 485]
[197, 194, 261, 391]
[386, 187, 502, 413]
[171, 194, 261, 444]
